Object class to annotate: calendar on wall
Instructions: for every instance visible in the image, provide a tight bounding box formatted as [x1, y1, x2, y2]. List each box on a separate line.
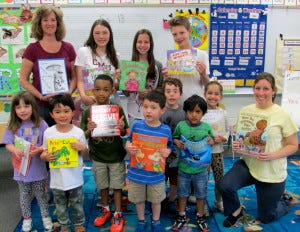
[209, 4, 268, 87]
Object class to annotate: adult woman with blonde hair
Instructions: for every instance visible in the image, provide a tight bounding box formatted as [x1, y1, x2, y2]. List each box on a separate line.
[20, 4, 76, 126]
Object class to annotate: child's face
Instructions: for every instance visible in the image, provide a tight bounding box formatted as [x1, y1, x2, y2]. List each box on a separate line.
[50, 103, 74, 126]
[170, 25, 191, 49]
[204, 84, 223, 109]
[186, 105, 204, 125]
[92, 79, 114, 104]
[15, 99, 32, 122]
[136, 33, 151, 56]
[93, 24, 110, 48]
[164, 84, 181, 108]
[143, 99, 165, 126]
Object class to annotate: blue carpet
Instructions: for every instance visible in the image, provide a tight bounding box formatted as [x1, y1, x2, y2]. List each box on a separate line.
[14, 156, 300, 232]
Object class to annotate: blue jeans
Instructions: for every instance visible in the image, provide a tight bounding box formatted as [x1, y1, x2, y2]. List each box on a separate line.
[53, 186, 85, 229]
[218, 159, 292, 223]
[177, 170, 208, 199]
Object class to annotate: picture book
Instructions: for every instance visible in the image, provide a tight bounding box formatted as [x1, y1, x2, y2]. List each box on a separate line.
[235, 112, 268, 156]
[90, 105, 120, 137]
[131, 132, 168, 172]
[13, 136, 34, 176]
[38, 58, 69, 95]
[167, 49, 197, 75]
[179, 135, 212, 168]
[201, 109, 227, 137]
[119, 60, 148, 92]
[48, 138, 79, 168]
[82, 66, 112, 94]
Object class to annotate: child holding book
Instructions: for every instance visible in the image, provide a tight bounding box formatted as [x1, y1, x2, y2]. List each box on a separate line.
[172, 95, 214, 232]
[163, 16, 210, 101]
[126, 90, 172, 232]
[202, 81, 229, 213]
[160, 78, 185, 212]
[41, 94, 89, 232]
[2, 91, 53, 232]
[81, 74, 129, 232]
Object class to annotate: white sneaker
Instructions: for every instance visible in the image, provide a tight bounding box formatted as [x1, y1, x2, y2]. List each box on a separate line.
[42, 216, 53, 231]
[22, 218, 32, 232]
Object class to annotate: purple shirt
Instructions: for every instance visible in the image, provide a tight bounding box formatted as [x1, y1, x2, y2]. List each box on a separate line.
[2, 120, 49, 182]
[22, 41, 76, 106]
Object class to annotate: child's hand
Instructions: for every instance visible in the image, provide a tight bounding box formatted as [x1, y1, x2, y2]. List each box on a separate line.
[29, 146, 43, 157]
[13, 147, 23, 158]
[196, 61, 206, 76]
[214, 135, 226, 144]
[162, 67, 170, 78]
[70, 141, 88, 153]
[125, 142, 139, 155]
[158, 148, 171, 158]
[40, 150, 56, 162]
[81, 95, 96, 106]
[116, 115, 125, 130]
[174, 139, 184, 150]
[85, 118, 97, 136]
[207, 136, 214, 145]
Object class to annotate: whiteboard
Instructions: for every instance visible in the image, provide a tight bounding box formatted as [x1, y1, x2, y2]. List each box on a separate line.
[62, 6, 300, 76]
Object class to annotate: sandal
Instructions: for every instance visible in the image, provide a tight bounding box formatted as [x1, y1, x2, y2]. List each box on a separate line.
[223, 207, 244, 228]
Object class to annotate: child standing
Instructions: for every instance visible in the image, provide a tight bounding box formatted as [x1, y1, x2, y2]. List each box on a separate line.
[2, 91, 53, 232]
[126, 29, 163, 123]
[160, 78, 185, 211]
[81, 74, 129, 232]
[41, 94, 89, 232]
[172, 95, 214, 232]
[202, 81, 229, 213]
[75, 19, 121, 106]
[126, 90, 172, 232]
[164, 16, 210, 101]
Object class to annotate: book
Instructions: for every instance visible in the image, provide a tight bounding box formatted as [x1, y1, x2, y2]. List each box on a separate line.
[201, 109, 227, 137]
[82, 66, 112, 93]
[167, 49, 197, 75]
[13, 136, 34, 176]
[48, 138, 79, 168]
[90, 105, 120, 137]
[130, 132, 168, 172]
[119, 60, 148, 92]
[179, 135, 212, 168]
[235, 112, 268, 156]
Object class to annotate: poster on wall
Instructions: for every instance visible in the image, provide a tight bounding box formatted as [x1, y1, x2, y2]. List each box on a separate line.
[0, 5, 34, 95]
[275, 38, 300, 93]
[209, 4, 268, 87]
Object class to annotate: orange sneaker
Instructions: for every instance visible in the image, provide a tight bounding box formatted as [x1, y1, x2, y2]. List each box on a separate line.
[94, 208, 112, 227]
[110, 213, 125, 232]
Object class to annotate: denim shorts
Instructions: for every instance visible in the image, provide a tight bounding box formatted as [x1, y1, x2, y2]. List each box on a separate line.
[177, 170, 208, 199]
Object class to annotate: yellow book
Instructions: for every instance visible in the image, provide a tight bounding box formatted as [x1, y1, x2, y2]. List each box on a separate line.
[48, 138, 79, 168]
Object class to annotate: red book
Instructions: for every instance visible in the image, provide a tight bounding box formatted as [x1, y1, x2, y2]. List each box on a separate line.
[90, 105, 120, 137]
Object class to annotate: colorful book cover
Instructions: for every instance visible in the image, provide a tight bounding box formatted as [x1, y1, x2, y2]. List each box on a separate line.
[167, 49, 197, 75]
[119, 60, 148, 92]
[235, 112, 268, 156]
[48, 138, 79, 168]
[179, 135, 212, 168]
[201, 109, 226, 137]
[82, 66, 111, 91]
[131, 132, 168, 172]
[13, 136, 34, 176]
[90, 105, 120, 137]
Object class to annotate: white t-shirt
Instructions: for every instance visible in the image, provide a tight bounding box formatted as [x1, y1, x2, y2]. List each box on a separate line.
[43, 125, 88, 191]
[169, 48, 210, 102]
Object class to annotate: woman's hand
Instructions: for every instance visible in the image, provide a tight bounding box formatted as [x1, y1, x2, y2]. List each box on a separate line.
[81, 95, 96, 106]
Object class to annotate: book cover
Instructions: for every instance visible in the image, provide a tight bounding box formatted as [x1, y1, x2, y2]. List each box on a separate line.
[82, 66, 112, 92]
[90, 105, 120, 137]
[13, 136, 34, 176]
[130, 132, 168, 172]
[179, 135, 212, 168]
[48, 138, 79, 168]
[119, 60, 148, 92]
[201, 109, 226, 137]
[235, 112, 268, 156]
[167, 49, 197, 75]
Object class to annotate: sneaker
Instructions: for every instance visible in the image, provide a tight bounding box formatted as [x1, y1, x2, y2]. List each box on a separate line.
[214, 200, 224, 213]
[22, 218, 32, 232]
[135, 220, 146, 232]
[42, 216, 53, 231]
[196, 215, 209, 232]
[223, 207, 244, 228]
[204, 203, 210, 217]
[75, 225, 85, 232]
[111, 214, 125, 232]
[171, 214, 187, 230]
[151, 220, 165, 232]
[94, 208, 112, 227]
